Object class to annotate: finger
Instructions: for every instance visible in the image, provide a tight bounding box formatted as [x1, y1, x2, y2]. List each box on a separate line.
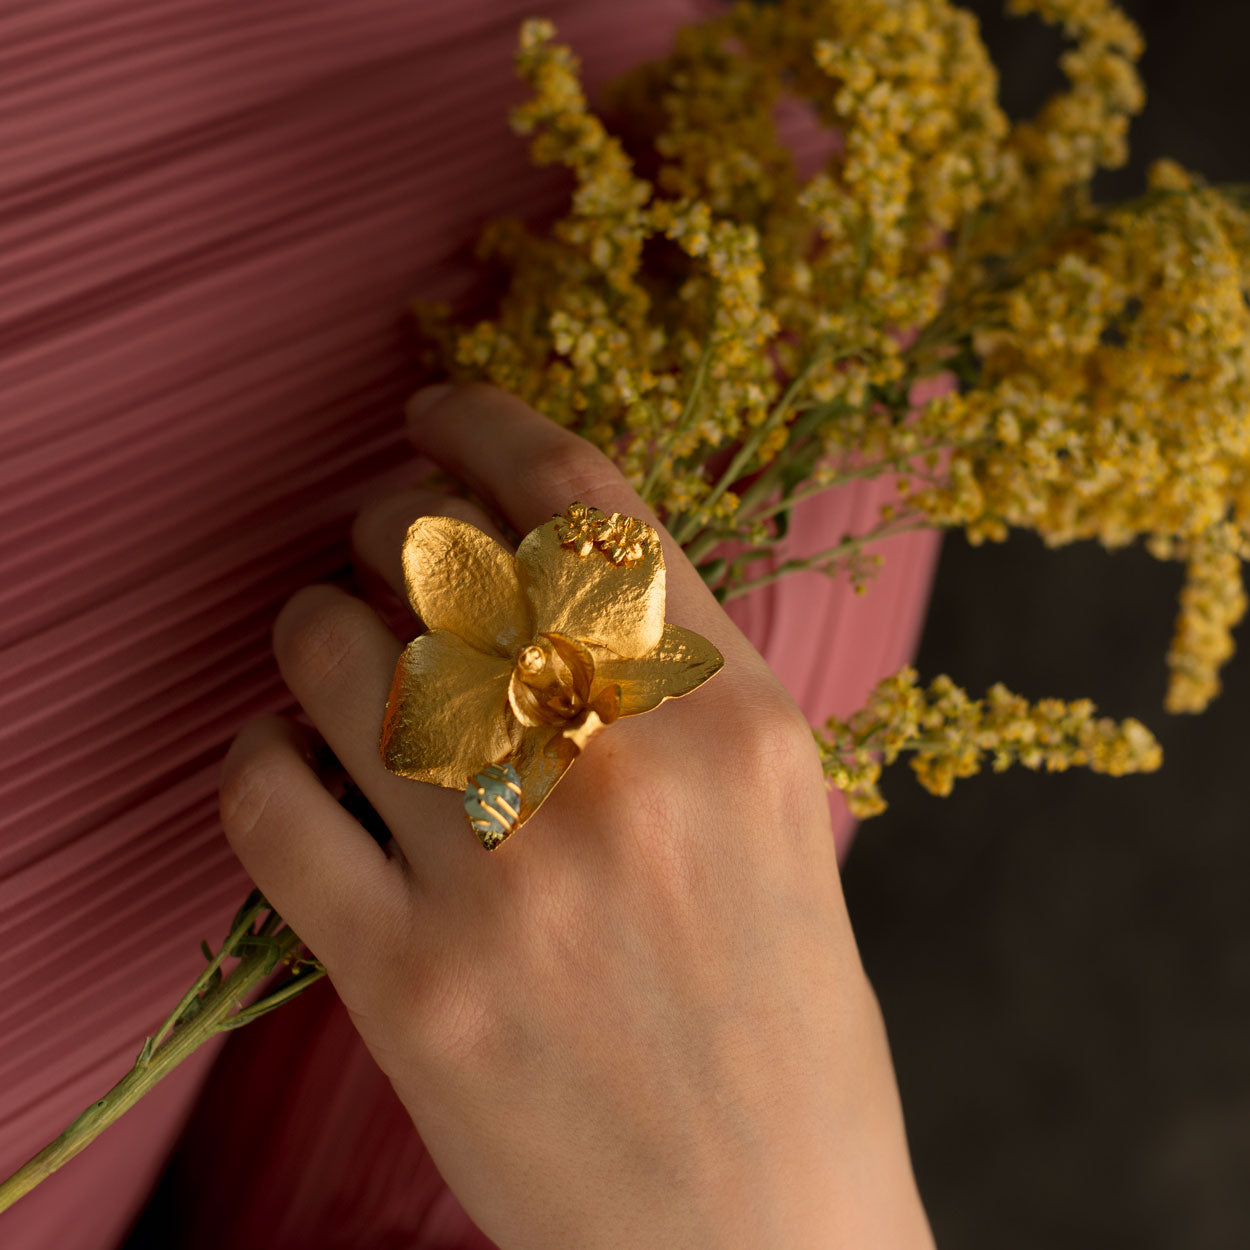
[351, 485, 512, 604]
[218, 714, 408, 982]
[271, 583, 476, 884]
[403, 383, 730, 642]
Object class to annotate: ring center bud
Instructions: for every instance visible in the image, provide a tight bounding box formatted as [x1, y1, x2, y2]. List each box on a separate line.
[517, 644, 546, 675]
[508, 632, 596, 728]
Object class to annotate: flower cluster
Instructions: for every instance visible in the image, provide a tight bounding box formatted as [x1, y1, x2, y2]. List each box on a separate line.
[1161, 521, 1250, 714]
[418, 2, 1014, 533]
[553, 502, 647, 566]
[816, 666, 1162, 817]
[899, 166, 1250, 708]
[963, 0, 1145, 268]
[413, 0, 1250, 809]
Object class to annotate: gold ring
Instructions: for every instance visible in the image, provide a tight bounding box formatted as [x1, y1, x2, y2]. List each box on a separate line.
[379, 502, 724, 849]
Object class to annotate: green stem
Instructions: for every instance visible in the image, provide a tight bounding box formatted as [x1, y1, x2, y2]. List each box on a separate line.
[743, 452, 918, 523]
[684, 437, 980, 567]
[679, 401, 844, 562]
[720, 517, 936, 602]
[686, 526, 758, 567]
[0, 915, 317, 1214]
[640, 329, 717, 507]
[671, 355, 819, 546]
[219, 963, 329, 1031]
[147, 891, 267, 1054]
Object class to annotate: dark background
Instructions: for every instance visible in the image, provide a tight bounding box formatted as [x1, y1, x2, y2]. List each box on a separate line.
[842, 2, 1250, 1246]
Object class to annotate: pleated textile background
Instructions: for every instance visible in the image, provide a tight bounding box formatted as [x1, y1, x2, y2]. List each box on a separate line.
[0, 2, 938, 1245]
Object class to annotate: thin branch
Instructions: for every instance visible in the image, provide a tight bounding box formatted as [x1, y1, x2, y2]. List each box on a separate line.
[147, 892, 269, 1055]
[640, 290, 719, 506]
[720, 517, 937, 602]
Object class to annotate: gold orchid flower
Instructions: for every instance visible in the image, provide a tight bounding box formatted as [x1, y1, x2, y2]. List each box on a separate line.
[379, 503, 724, 848]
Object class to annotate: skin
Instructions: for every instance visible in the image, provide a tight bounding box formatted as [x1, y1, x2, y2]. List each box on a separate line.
[218, 382, 935, 1249]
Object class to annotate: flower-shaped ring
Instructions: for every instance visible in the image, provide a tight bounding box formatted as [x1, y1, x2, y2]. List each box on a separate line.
[379, 503, 725, 849]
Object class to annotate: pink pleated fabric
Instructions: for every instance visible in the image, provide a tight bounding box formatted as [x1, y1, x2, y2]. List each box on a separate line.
[0, 3, 938, 1246]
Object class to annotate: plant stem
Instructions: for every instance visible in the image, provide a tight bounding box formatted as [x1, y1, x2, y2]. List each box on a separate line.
[748, 437, 990, 525]
[0, 915, 315, 1214]
[146, 891, 267, 1055]
[640, 323, 717, 507]
[677, 407, 837, 562]
[670, 355, 818, 546]
[719, 517, 935, 602]
[219, 962, 327, 1030]
[683, 435, 980, 567]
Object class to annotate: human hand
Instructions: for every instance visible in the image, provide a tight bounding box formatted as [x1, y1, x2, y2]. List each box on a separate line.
[219, 384, 934, 1249]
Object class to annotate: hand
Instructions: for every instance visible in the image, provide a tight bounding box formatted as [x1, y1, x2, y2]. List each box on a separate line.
[219, 383, 934, 1249]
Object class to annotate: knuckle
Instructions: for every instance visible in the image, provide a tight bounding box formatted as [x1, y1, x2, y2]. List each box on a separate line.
[429, 493, 496, 533]
[723, 691, 817, 783]
[355, 488, 486, 544]
[273, 586, 362, 688]
[218, 726, 291, 844]
[350, 492, 404, 551]
[390, 943, 493, 1071]
[430, 980, 495, 1068]
[522, 434, 624, 510]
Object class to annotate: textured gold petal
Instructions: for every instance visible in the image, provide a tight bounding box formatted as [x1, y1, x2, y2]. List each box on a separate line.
[402, 515, 530, 657]
[506, 632, 596, 728]
[509, 724, 579, 828]
[559, 707, 612, 754]
[589, 623, 724, 717]
[380, 629, 515, 788]
[515, 515, 665, 659]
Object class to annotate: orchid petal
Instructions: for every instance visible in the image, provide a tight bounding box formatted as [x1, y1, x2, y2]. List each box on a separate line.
[509, 700, 615, 826]
[509, 724, 579, 827]
[515, 516, 665, 659]
[380, 629, 515, 788]
[589, 623, 724, 716]
[402, 515, 530, 656]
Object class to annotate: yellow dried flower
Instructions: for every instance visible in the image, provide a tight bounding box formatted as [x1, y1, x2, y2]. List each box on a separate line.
[966, 0, 1145, 265]
[899, 171, 1250, 704]
[816, 666, 1163, 815]
[409, 1, 1250, 816]
[1165, 523, 1250, 713]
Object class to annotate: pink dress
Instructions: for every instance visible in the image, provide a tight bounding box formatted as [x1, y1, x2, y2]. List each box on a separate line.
[0, 2, 939, 1246]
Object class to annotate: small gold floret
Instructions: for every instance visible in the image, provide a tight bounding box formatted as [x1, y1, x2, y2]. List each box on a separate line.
[553, 502, 606, 557]
[594, 512, 646, 567]
[517, 644, 546, 674]
[554, 502, 646, 566]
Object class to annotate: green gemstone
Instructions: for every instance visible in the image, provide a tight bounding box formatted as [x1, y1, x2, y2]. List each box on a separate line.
[464, 761, 523, 850]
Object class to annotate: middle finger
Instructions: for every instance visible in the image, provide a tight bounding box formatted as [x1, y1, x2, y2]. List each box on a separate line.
[351, 484, 512, 607]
